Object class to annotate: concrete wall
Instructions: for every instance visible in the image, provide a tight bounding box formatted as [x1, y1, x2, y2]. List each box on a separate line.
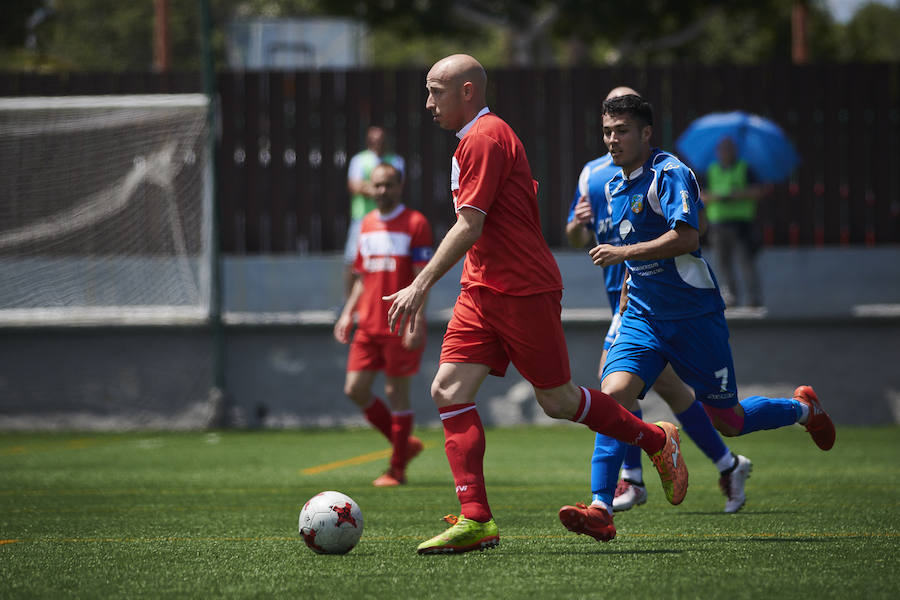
[219, 319, 900, 429]
[1, 247, 899, 430]
[223, 247, 900, 319]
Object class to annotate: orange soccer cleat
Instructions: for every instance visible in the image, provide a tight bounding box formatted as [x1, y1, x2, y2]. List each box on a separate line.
[794, 385, 835, 451]
[558, 502, 616, 542]
[649, 421, 689, 505]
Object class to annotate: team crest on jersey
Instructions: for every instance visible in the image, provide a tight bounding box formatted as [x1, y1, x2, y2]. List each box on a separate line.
[681, 189, 691, 213]
[630, 194, 644, 214]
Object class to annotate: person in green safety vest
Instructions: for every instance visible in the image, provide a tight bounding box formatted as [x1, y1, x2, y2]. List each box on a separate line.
[700, 136, 765, 308]
[343, 126, 406, 299]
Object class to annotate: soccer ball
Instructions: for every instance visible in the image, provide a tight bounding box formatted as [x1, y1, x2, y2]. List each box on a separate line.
[299, 490, 364, 555]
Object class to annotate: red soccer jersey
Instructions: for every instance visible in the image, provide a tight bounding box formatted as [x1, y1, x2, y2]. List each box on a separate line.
[452, 112, 562, 295]
[353, 205, 434, 336]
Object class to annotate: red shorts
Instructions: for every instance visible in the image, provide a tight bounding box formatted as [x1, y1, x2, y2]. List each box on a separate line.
[440, 287, 571, 389]
[347, 329, 425, 377]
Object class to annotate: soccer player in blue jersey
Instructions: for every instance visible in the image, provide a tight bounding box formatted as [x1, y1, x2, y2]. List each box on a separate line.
[558, 94, 835, 542]
[566, 88, 752, 516]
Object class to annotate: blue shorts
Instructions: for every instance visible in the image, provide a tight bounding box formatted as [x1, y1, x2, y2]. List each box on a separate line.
[601, 310, 739, 408]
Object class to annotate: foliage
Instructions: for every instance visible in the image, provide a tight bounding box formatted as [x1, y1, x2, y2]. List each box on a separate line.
[839, 2, 900, 61]
[0, 0, 898, 71]
[367, 25, 510, 68]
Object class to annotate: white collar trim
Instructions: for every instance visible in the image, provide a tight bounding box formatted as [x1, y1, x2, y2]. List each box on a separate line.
[622, 165, 645, 181]
[456, 106, 491, 139]
[378, 204, 405, 221]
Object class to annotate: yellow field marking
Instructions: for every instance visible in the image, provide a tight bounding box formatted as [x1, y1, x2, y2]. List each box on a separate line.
[0, 539, 18, 545]
[301, 449, 392, 475]
[1, 437, 112, 456]
[300, 443, 433, 475]
[67, 438, 99, 450]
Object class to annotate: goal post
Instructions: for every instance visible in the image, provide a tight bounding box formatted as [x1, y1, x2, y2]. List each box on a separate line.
[0, 94, 214, 327]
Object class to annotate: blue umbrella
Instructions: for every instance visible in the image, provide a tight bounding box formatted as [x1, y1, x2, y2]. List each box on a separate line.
[675, 111, 800, 183]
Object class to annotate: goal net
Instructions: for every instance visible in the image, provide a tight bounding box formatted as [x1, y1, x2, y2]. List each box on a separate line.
[0, 94, 213, 326]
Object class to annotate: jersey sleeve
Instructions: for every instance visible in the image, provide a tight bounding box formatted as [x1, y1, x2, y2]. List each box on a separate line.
[658, 163, 702, 231]
[454, 133, 507, 214]
[409, 213, 434, 266]
[694, 167, 706, 210]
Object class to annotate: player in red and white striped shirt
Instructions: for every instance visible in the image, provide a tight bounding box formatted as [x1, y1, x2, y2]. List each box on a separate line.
[334, 163, 434, 487]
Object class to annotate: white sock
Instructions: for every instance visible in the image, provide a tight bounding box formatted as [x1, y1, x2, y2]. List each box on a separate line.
[715, 452, 737, 474]
[621, 468, 643, 483]
[590, 499, 612, 513]
[797, 402, 810, 424]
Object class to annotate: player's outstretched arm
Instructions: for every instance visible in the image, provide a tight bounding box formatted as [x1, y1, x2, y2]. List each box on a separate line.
[383, 207, 484, 335]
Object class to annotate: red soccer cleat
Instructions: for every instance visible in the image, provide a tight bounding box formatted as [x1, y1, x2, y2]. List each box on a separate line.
[558, 502, 616, 542]
[373, 467, 406, 487]
[376, 436, 424, 487]
[794, 385, 835, 451]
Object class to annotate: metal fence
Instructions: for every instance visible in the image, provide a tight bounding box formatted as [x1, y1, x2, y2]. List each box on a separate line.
[3, 63, 898, 251]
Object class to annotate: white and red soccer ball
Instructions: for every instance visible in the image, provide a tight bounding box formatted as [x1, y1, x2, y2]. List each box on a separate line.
[299, 491, 364, 554]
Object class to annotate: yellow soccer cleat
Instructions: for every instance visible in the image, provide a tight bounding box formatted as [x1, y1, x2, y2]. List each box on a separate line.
[416, 514, 499, 555]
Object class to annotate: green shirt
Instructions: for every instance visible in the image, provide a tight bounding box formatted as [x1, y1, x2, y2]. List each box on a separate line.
[347, 150, 404, 220]
[705, 160, 756, 223]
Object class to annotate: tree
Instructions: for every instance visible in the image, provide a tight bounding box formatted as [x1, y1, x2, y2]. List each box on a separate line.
[1, 0, 897, 72]
[840, 2, 900, 61]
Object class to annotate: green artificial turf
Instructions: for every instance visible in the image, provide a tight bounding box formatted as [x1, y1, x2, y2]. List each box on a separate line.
[1, 426, 898, 598]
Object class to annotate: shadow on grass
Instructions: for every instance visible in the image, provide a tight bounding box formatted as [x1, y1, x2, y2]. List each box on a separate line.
[676, 510, 802, 516]
[504, 547, 684, 556]
[742, 536, 856, 543]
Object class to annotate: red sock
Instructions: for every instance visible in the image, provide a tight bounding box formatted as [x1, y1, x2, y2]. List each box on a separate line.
[363, 396, 392, 440]
[390, 411, 414, 470]
[439, 403, 492, 523]
[571, 386, 666, 454]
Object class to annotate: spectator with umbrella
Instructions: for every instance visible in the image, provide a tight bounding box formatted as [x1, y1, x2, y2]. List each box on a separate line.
[676, 111, 800, 309]
[701, 136, 765, 308]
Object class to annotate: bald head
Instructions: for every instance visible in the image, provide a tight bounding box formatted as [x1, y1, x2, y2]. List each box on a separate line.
[425, 54, 488, 132]
[428, 54, 487, 99]
[606, 86, 640, 101]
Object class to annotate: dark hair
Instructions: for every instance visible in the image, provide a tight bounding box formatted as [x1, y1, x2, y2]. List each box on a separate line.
[602, 94, 653, 128]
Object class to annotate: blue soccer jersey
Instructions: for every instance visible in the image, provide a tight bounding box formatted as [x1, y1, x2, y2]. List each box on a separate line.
[605, 149, 725, 320]
[567, 153, 626, 301]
